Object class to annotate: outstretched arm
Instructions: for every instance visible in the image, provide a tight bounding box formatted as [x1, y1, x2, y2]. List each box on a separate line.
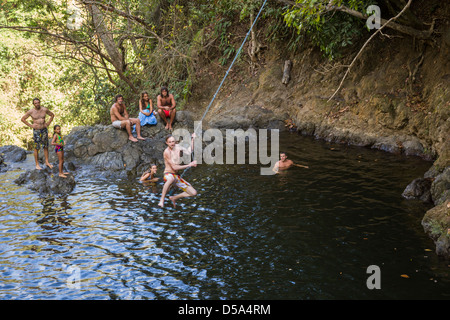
[293, 163, 309, 169]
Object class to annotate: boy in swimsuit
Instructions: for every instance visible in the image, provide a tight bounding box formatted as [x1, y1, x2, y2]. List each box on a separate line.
[21, 98, 54, 170]
[157, 86, 176, 131]
[158, 134, 197, 208]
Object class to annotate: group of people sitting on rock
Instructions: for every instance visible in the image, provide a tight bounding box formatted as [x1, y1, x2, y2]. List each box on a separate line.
[110, 86, 177, 142]
[20, 86, 177, 178]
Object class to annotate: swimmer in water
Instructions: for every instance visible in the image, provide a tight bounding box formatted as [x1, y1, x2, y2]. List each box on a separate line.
[273, 152, 309, 173]
[140, 164, 159, 183]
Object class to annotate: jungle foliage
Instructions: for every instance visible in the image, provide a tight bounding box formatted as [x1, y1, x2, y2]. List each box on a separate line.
[0, 0, 438, 148]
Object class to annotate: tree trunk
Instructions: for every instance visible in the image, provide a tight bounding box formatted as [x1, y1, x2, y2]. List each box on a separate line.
[88, 4, 137, 93]
[282, 60, 293, 85]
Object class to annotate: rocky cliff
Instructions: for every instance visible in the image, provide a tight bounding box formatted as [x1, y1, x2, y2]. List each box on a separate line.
[183, 26, 450, 258]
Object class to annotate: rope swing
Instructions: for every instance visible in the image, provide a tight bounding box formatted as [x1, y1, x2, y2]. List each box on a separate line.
[180, 0, 269, 179]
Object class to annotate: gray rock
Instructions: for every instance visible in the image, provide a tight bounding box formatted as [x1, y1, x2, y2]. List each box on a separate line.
[14, 167, 76, 195]
[0, 154, 6, 172]
[422, 201, 450, 259]
[208, 105, 283, 130]
[91, 152, 125, 171]
[371, 136, 401, 154]
[402, 177, 433, 202]
[402, 138, 425, 158]
[430, 167, 450, 205]
[0, 145, 27, 163]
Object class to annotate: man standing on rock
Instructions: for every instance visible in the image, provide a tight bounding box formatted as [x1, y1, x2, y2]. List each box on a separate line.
[21, 98, 54, 170]
[157, 86, 177, 131]
[110, 94, 146, 142]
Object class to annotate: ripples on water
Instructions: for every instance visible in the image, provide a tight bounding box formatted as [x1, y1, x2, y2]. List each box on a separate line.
[0, 133, 448, 299]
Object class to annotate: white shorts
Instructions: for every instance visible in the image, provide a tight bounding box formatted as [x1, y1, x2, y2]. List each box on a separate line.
[112, 120, 122, 129]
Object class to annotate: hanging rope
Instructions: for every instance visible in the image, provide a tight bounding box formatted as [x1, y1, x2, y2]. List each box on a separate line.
[179, 0, 269, 179]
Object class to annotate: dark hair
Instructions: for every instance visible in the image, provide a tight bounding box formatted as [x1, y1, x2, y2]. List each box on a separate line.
[280, 152, 287, 156]
[160, 86, 169, 96]
[140, 91, 149, 106]
[143, 163, 157, 175]
[165, 134, 173, 142]
[32, 98, 40, 103]
[53, 125, 61, 131]
[115, 94, 124, 102]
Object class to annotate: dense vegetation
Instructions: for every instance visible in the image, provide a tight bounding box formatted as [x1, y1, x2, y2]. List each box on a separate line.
[0, 0, 437, 148]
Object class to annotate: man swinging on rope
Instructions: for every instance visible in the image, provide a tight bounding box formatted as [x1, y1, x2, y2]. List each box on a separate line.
[158, 133, 197, 208]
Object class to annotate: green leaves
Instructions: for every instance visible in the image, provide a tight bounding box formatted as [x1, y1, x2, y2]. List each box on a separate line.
[282, 0, 376, 59]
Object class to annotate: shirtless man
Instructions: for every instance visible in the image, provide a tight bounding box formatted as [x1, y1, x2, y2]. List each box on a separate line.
[21, 98, 54, 170]
[158, 134, 197, 208]
[110, 94, 146, 142]
[157, 86, 176, 131]
[273, 152, 309, 173]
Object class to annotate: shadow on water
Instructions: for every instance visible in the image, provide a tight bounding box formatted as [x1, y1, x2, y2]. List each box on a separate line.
[0, 132, 448, 299]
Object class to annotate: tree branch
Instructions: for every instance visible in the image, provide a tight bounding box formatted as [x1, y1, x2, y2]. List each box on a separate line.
[276, 0, 434, 39]
[327, 0, 414, 102]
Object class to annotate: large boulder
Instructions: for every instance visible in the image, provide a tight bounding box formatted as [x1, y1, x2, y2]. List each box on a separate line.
[207, 105, 285, 130]
[62, 113, 193, 176]
[422, 201, 450, 258]
[430, 167, 450, 205]
[0, 145, 27, 163]
[14, 167, 76, 195]
[402, 177, 433, 202]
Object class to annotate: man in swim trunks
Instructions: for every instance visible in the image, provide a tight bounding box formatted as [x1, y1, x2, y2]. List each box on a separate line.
[158, 134, 197, 208]
[273, 152, 309, 173]
[21, 98, 54, 170]
[157, 86, 176, 131]
[110, 94, 146, 142]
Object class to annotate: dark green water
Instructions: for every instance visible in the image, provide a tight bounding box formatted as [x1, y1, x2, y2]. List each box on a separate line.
[0, 132, 448, 299]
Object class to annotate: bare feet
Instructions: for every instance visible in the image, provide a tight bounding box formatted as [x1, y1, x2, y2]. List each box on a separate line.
[158, 201, 164, 208]
[137, 136, 146, 140]
[169, 196, 176, 208]
[129, 136, 138, 142]
[165, 124, 169, 130]
[46, 163, 54, 169]
[36, 164, 42, 170]
[58, 173, 67, 178]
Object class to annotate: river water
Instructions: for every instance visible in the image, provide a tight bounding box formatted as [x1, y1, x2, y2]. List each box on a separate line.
[0, 132, 448, 300]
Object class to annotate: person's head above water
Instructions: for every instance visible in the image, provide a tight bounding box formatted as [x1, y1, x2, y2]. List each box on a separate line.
[280, 152, 287, 161]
